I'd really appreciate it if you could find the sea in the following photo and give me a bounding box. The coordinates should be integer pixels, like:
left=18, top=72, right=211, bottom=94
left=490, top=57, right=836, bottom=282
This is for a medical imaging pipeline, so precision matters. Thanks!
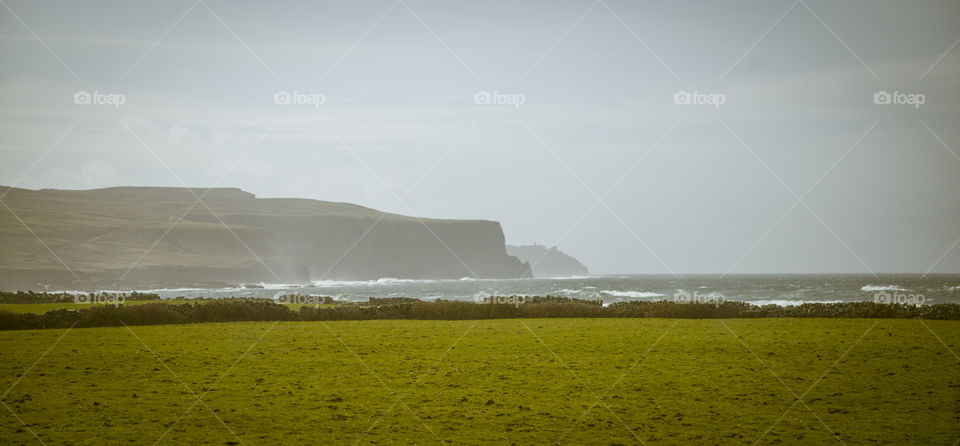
left=100, top=274, right=960, bottom=306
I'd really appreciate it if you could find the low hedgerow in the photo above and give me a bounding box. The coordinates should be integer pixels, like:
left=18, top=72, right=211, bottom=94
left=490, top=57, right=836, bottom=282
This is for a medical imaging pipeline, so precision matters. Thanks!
left=0, top=290, right=160, bottom=304
left=0, top=298, right=957, bottom=330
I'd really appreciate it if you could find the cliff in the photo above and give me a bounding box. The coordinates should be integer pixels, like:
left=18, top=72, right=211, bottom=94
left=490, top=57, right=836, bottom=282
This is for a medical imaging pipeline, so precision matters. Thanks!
left=506, top=244, right=589, bottom=278
left=0, top=186, right=530, bottom=290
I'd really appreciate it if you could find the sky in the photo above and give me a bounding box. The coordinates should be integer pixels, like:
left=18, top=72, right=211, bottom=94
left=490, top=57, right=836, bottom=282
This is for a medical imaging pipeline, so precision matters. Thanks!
left=1, top=0, right=959, bottom=275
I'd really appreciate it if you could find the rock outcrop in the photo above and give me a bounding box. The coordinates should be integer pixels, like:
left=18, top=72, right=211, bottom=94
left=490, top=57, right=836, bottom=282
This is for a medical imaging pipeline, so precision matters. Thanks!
left=506, top=244, right=589, bottom=278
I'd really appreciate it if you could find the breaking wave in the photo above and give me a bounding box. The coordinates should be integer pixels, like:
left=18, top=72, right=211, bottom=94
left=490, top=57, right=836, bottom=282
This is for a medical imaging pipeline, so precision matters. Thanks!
left=861, top=285, right=908, bottom=292
left=601, top=290, right=666, bottom=298
left=750, top=299, right=844, bottom=307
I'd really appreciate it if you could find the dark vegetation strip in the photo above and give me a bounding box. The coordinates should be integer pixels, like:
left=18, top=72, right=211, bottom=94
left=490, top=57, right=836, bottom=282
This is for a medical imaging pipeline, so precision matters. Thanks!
left=0, top=291, right=160, bottom=304
left=1, top=296, right=958, bottom=330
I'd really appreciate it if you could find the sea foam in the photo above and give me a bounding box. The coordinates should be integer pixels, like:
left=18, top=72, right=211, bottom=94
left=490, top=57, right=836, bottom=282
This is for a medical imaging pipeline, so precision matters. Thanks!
left=601, top=290, right=666, bottom=298
left=861, top=285, right=908, bottom=292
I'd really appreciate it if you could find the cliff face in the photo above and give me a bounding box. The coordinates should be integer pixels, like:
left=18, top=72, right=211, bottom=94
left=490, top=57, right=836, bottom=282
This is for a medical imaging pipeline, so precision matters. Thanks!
left=506, top=244, right=589, bottom=278
left=0, top=187, right=530, bottom=290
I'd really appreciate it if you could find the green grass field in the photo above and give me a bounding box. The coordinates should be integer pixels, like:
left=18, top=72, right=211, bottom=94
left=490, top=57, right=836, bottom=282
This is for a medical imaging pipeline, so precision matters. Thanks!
left=1, top=319, right=957, bottom=445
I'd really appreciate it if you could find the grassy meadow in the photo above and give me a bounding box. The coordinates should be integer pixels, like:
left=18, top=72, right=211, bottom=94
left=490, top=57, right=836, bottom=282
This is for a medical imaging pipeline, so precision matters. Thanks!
left=1, top=318, right=957, bottom=445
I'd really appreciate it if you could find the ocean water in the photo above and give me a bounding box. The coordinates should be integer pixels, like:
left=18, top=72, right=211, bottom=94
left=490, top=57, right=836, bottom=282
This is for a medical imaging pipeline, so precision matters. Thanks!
left=115, top=274, right=960, bottom=306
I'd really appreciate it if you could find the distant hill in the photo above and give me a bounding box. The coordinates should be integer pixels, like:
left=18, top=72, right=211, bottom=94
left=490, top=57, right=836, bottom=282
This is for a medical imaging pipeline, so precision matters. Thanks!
left=506, top=244, right=589, bottom=277
left=0, top=186, right=530, bottom=290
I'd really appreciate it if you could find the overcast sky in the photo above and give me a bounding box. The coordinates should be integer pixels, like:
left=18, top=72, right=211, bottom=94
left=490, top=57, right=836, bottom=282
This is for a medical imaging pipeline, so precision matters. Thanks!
left=1, top=0, right=958, bottom=275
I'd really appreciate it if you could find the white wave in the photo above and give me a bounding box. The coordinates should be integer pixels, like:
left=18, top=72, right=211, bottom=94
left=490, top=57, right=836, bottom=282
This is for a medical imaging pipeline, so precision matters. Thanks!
left=601, top=290, right=666, bottom=298
left=310, top=280, right=373, bottom=287
left=377, top=277, right=435, bottom=284
left=248, top=283, right=305, bottom=290
left=749, top=299, right=843, bottom=307
left=309, top=278, right=446, bottom=287
left=459, top=277, right=476, bottom=281
left=92, top=287, right=223, bottom=293
left=861, top=285, right=908, bottom=292
left=310, top=278, right=411, bottom=287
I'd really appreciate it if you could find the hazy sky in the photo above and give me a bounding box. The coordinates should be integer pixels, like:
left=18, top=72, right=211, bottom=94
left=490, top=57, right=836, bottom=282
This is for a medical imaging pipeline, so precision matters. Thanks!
left=1, top=0, right=959, bottom=275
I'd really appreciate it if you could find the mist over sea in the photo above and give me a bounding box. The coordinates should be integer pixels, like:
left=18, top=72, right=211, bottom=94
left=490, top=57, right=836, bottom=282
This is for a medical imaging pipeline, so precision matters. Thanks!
left=93, top=274, right=960, bottom=306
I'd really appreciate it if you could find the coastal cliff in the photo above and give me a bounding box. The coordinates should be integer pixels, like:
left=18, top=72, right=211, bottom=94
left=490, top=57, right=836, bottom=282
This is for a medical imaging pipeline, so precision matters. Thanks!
left=0, top=187, right=530, bottom=290
left=506, top=244, right=589, bottom=278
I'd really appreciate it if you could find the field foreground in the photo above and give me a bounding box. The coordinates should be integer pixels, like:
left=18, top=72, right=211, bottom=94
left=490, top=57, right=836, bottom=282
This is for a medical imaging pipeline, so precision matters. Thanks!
left=1, top=319, right=957, bottom=445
